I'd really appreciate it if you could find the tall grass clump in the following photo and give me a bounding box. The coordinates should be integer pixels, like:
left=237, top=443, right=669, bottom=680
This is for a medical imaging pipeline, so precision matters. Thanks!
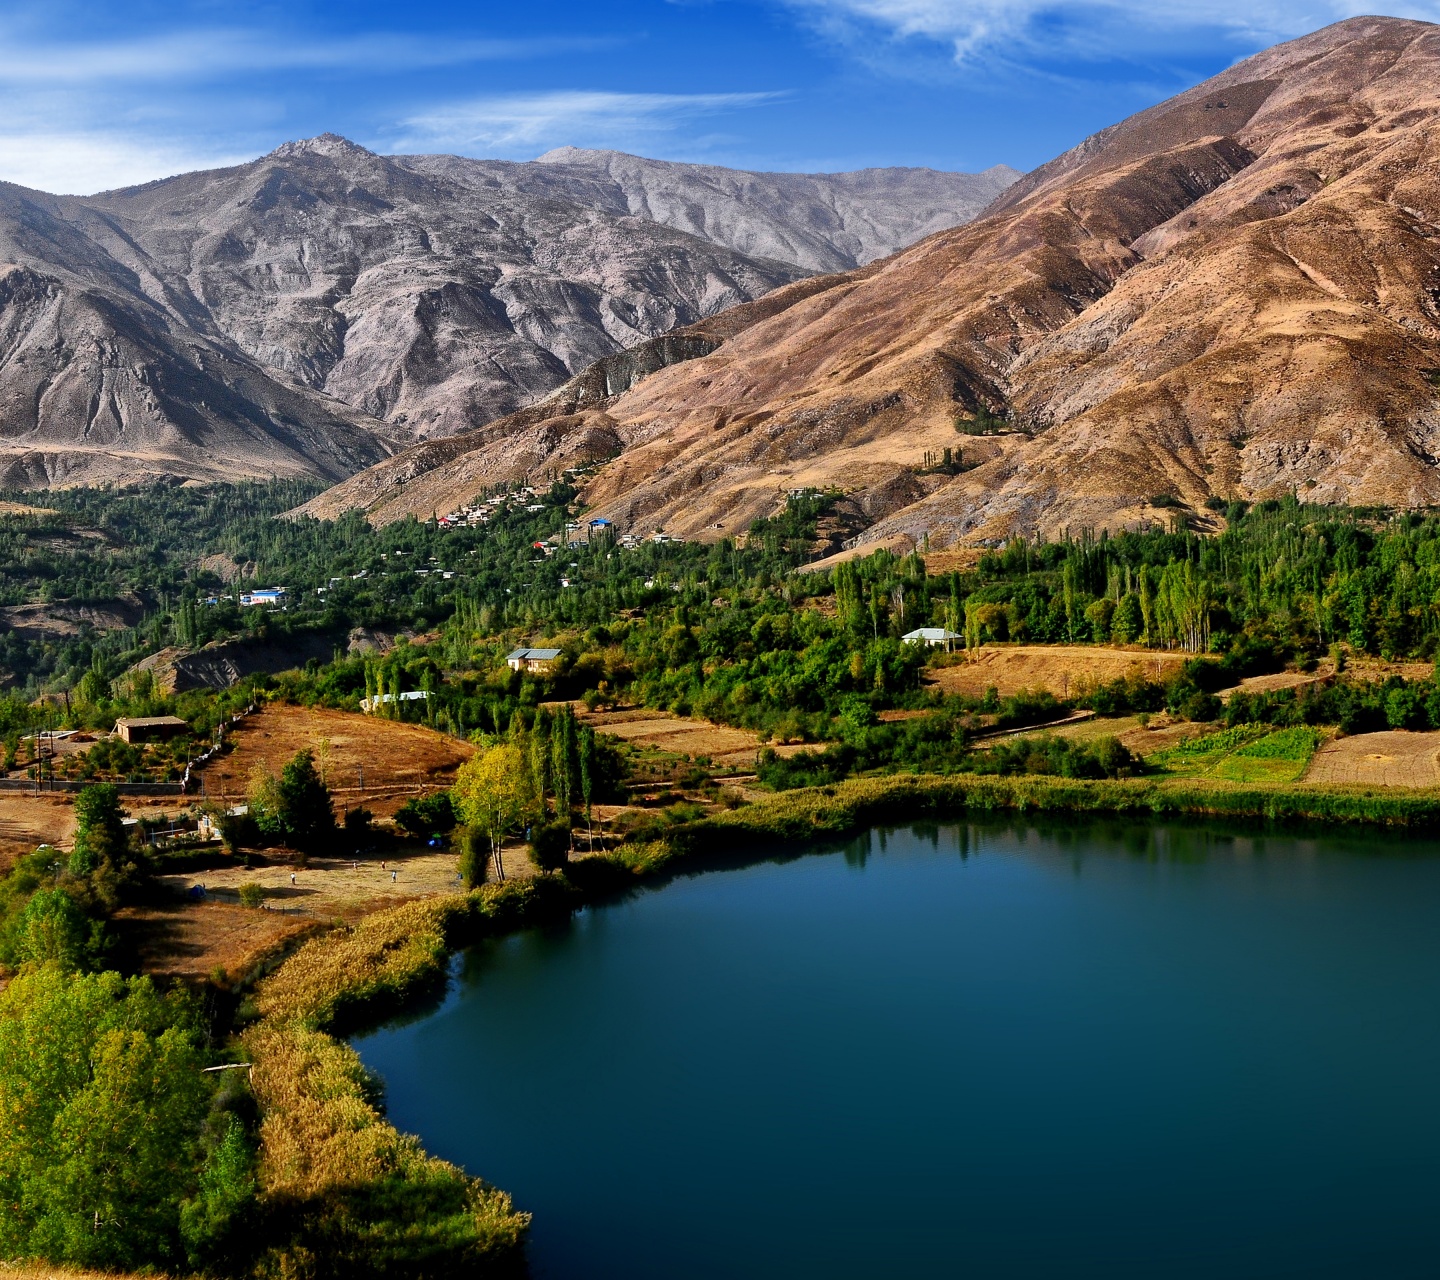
left=242, top=880, right=578, bottom=1278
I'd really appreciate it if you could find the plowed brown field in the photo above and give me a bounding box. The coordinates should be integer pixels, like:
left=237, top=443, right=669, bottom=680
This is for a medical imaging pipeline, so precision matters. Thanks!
left=580, top=708, right=807, bottom=764
left=0, top=793, right=75, bottom=872
left=1303, top=731, right=1440, bottom=788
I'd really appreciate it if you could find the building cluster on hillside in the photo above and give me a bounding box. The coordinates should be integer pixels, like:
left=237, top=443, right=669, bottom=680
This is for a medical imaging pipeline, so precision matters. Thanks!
left=200, top=587, right=287, bottom=608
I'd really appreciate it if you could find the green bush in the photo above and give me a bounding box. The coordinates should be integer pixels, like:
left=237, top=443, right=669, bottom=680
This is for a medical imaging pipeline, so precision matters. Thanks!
left=238, top=882, right=266, bottom=909
left=528, top=820, right=572, bottom=872
left=394, top=791, right=458, bottom=839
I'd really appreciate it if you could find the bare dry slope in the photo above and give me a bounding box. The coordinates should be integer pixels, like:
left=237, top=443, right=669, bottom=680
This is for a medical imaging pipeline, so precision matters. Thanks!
left=318, top=17, right=1440, bottom=541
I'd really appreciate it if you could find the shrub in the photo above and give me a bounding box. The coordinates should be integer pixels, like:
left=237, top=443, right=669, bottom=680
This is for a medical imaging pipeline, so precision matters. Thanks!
left=238, top=883, right=266, bottom=909
left=1179, top=690, right=1221, bottom=722
left=529, top=819, right=572, bottom=872
left=393, top=791, right=458, bottom=840
left=456, top=826, right=489, bottom=890
left=965, top=734, right=1140, bottom=780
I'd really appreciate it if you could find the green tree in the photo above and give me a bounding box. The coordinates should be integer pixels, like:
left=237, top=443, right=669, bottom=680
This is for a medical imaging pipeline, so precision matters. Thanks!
left=66, top=784, right=138, bottom=909
left=12, top=888, right=96, bottom=972
left=179, top=1113, right=256, bottom=1269
left=578, top=725, right=596, bottom=849
left=0, top=968, right=216, bottom=1271
left=276, top=749, right=336, bottom=853
left=68, top=784, right=126, bottom=879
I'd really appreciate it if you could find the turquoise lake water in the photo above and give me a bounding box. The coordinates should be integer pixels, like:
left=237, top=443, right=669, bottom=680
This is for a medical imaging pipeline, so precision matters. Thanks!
left=354, top=821, right=1440, bottom=1277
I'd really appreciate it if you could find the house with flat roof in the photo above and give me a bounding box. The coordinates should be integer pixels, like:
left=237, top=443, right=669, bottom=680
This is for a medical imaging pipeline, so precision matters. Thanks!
left=239, top=587, right=286, bottom=607
left=506, top=647, right=562, bottom=673
left=361, top=691, right=432, bottom=714
left=113, top=715, right=188, bottom=744
left=902, top=627, right=962, bottom=648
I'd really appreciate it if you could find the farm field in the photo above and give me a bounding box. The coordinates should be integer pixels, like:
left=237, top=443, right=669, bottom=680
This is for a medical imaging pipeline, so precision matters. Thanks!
left=198, top=705, right=471, bottom=818
left=117, top=847, right=499, bottom=982
left=579, top=707, right=806, bottom=766
left=1303, top=731, right=1440, bottom=788
left=992, top=713, right=1202, bottom=758
left=928, top=645, right=1190, bottom=699
left=0, top=793, right=75, bottom=872
left=1149, top=724, right=1327, bottom=784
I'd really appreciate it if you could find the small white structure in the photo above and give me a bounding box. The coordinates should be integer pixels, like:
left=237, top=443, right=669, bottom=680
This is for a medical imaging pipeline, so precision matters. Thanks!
left=239, top=587, right=286, bottom=607
left=902, top=627, right=962, bottom=648
left=362, top=691, right=432, bottom=713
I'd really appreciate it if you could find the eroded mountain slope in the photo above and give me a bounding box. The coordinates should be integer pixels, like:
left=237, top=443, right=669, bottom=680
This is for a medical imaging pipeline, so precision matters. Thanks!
left=0, top=136, right=1015, bottom=485
left=324, top=17, right=1440, bottom=543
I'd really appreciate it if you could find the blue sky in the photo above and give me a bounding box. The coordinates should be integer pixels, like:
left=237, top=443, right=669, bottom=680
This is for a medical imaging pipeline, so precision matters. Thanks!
left=2, top=0, right=1436, bottom=193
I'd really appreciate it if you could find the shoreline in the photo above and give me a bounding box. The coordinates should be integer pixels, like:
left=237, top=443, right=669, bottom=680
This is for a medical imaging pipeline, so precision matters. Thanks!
left=236, top=770, right=1440, bottom=1274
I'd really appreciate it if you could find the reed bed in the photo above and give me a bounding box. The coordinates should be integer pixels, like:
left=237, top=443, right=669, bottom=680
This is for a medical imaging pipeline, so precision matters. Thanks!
left=242, top=879, right=579, bottom=1277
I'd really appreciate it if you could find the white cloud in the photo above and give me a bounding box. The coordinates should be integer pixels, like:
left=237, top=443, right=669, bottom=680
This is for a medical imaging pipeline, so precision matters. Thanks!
left=0, top=131, right=250, bottom=195
left=779, top=0, right=1440, bottom=68
left=390, top=90, right=785, bottom=156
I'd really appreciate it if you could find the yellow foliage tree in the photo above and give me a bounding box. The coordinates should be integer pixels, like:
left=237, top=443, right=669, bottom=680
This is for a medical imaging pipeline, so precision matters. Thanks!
left=453, top=744, right=531, bottom=881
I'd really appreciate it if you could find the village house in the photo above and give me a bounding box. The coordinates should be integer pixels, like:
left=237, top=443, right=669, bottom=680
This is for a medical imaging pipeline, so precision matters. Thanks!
left=902, top=627, right=962, bottom=649
left=239, top=587, right=286, bottom=607
left=506, top=647, right=562, bottom=673
left=362, top=691, right=432, bottom=713
left=113, top=715, right=188, bottom=744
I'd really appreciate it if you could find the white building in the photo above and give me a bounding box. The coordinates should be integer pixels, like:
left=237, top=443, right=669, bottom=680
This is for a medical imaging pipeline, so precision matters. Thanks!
left=902, top=627, right=962, bottom=648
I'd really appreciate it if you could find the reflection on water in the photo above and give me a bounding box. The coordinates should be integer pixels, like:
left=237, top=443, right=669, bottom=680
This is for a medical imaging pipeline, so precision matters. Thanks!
left=356, top=819, right=1440, bottom=1280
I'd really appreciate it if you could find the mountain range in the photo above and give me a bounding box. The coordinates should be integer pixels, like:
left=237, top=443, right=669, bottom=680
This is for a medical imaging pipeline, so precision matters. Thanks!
left=306, top=16, right=1440, bottom=548
left=0, top=139, right=1015, bottom=488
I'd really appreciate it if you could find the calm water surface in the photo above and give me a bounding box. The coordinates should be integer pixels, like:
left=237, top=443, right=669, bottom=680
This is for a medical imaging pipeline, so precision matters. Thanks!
left=354, top=822, right=1440, bottom=1278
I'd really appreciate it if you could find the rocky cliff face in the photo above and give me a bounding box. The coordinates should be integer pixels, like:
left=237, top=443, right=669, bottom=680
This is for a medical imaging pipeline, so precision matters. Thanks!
left=67, top=136, right=809, bottom=450
left=0, top=137, right=1014, bottom=486
left=332, top=18, right=1440, bottom=541
left=525, top=148, right=1022, bottom=272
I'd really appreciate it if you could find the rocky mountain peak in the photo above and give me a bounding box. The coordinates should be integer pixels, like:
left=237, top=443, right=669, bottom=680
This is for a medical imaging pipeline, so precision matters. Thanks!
left=534, top=146, right=594, bottom=165
left=266, top=133, right=377, bottom=162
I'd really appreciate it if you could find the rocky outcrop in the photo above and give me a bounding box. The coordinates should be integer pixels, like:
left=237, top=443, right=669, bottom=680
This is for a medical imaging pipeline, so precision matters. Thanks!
left=134, top=633, right=340, bottom=693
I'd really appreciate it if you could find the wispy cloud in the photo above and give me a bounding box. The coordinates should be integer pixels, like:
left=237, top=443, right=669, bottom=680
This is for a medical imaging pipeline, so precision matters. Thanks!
left=778, top=0, right=1440, bottom=72
left=0, top=21, right=625, bottom=193
left=0, top=28, right=612, bottom=84
left=390, top=90, right=785, bottom=156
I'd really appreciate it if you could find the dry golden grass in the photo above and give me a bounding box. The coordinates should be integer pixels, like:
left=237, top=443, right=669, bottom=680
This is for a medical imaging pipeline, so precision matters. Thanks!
left=236, top=889, right=545, bottom=1270
left=120, top=847, right=532, bottom=984
left=113, top=898, right=321, bottom=985
left=1304, top=731, right=1440, bottom=788
left=0, top=1266, right=170, bottom=1280
left=0, top=793, right=75, bottom=872
left=928, top=645, right=1190, bottom=699
left=1219, top=671, right=1324, bottom=703
left=580, top=707, right=806, bottom=764
left=198, top=705, right=471, bottom=817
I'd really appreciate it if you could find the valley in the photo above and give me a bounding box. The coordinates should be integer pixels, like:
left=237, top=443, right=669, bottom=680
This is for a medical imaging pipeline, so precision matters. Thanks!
left=11, top=12, right=1440, bottom=1280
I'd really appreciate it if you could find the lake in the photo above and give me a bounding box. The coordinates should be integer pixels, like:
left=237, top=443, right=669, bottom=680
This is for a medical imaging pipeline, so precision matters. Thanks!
left=354, top=821, right=1440, bottom=1278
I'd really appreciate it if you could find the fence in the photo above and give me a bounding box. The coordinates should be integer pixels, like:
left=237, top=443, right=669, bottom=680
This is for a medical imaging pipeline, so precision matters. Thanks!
left=8, top=703, right=261, bottom=799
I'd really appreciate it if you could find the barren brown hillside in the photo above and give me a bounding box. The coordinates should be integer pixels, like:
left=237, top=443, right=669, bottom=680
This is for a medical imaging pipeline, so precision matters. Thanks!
left=314, top=17, right=1440, bottom=543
